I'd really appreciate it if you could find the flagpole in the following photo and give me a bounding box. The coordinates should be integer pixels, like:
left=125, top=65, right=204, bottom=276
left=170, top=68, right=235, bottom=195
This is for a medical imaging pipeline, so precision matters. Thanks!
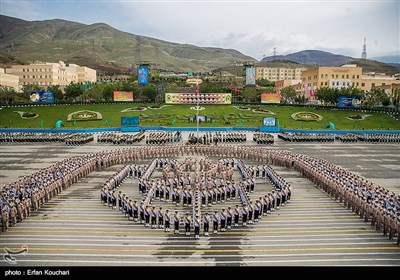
left=196, top=81, right=199, bottom=139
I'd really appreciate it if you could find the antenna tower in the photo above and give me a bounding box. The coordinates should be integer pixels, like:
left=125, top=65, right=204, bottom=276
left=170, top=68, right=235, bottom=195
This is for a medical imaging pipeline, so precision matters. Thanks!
left=361, top=38, right=367, bottom=60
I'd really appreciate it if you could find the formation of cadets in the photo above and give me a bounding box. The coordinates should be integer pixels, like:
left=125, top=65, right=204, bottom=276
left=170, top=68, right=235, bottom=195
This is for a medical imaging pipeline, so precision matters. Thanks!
left=0, top=132, right=93, bottom=145
left=145, top=131, right=182, bottom=145
left=337, top=133, right=400, bottom=143
left=253, top=133, right=274, bottom=145
left=1, top=143, right=399, bottom=245
left=97, top=131, right=145, bottom=145
left=1, top=155, right=96, bottom=232
left=336, top=133, right=359, bottom=142
left=283, top=151, right=400, bottom=245
left=188, top=132, right=246, bottom=145
left=100, top=156, right=292, bottom=238
left=64, top=133, right=94, bottom=146
left=278, top=132, right=335, bottom=142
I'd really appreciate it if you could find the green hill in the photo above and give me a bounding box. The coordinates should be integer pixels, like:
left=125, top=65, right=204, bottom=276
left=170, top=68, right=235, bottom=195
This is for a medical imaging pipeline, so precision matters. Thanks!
left=346, top=59, right=400, bottom=75
left=0, top=15, right=256, bottom=73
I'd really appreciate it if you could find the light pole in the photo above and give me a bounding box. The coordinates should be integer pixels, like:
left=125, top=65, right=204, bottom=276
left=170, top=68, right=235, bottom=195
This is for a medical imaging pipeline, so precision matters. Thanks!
left=196, top=80, right=200, bottom=139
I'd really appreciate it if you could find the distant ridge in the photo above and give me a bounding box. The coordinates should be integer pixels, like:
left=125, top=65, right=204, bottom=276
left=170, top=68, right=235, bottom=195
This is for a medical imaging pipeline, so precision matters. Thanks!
left=261, top=50, right=353, bottom=66
left=0, top=15, right=256, bottom=73
left=260, top=50, right=400, bottom=75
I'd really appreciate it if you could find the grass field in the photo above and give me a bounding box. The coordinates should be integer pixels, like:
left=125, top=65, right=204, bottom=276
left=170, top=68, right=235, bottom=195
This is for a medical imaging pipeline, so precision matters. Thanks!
left=1, top=103, right=399, bottom=130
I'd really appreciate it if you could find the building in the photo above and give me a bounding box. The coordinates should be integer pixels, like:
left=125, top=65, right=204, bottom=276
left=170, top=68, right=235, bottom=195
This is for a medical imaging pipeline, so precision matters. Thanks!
left=256, top=67, right=307, bottom=82
left=7, top=61, right=96, bottom=89
left=300, top=64, right=363, bottom=98
left=376, top=83, right=400, bottom=97
left=360, top=72, right=400, bottom=92
left=0, top=68, right=19, bottom=91
left=275, top=79, right=302, bottom=94
left=77, top=65, right=97, bottom=83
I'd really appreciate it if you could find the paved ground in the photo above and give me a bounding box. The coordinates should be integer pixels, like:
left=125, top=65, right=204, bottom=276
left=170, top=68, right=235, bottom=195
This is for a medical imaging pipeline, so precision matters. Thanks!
left=0, top=136, right=399, bottom=266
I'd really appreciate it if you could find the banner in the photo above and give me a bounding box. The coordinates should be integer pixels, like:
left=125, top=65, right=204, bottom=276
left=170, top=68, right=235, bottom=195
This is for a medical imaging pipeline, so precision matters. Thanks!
left=138, top=66, right=149, bottom=85
left=30, top=91, right=54, bottom=103
left=121, top=116, right=140, bottom=126
left=261, top=93, right=280, bottom=104
left=186, top=78, right=203, bottom=85
left=245, top=67, right=256, bottom=86
left=114, top=91, right=134, bottom=102
left=338, top=96, right=361, bottom=108
left=165, top=93, right=232, bottom=104
left=263, top=117, right=276, bottom=126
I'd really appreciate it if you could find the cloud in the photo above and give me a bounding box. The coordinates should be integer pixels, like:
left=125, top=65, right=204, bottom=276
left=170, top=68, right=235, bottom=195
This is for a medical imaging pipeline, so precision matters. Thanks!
left=1, top=0, right=398, bottom=60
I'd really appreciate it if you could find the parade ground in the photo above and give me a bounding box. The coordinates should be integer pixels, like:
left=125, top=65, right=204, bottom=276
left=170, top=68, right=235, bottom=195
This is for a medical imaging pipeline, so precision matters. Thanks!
left=0, top=133, right=399, bottom=267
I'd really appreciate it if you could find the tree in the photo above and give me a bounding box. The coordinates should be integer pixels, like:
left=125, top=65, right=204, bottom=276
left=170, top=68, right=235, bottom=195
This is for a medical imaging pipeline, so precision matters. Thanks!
left=64, top=83, right=84, bottom=102
left=256, top=79, right=275, bottom=87
left=392, top=88, right=400, bottom=111
left=280, top=86, right=297, bottom=103
left=47, top=85, right=63, bottom=103
left=102, top=83, right=115, bottom=102
left=22, top=84, right=41, bottom=95
left=240, top=87, right=257, bottom=102
left=85, top=84, right=104, bottom=102
left=165, top=83, right=179, bottom=93
left=141, top=84, right=158, bottom=102
left=0, top=87, right=30, bottom=105
left=0, top=86, right=17, bottom=105
left=199, top=82, right=228, bottom=93
left=382, top=97, right=390, bottom=107
left=363, top=88, right=387, bottom=107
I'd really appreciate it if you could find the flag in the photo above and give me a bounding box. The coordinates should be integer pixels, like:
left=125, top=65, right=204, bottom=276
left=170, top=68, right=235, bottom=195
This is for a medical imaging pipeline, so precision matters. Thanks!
left=195, top=82, right=199, bottom=96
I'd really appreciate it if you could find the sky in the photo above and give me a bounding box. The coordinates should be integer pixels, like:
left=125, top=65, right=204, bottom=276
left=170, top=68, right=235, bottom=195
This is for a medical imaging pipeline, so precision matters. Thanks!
left=1, top=0, right=399, bottom=61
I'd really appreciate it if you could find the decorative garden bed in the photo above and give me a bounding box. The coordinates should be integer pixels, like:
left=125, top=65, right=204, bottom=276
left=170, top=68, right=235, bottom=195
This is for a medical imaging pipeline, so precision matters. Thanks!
left=14, top=111, right=39, bottom=119
left=121, top=107, right=147, bottom=112
left=147, top=105, right=171, bottom=110
left=231, top=106, right=251, bottom=111
left=67, top=110, right=102, bottom=121
left=190, top=106, right=205, bottom=111
left=347, top=114, right=371, bottom=121
left=252, top=108, right=275, bottom=114
left=291, top=112, right=323, bottom=121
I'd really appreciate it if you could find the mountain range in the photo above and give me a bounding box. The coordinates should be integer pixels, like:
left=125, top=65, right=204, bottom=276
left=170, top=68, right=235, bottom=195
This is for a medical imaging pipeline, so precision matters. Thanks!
left=261, top=50, right=353, bottom=66
left=0, top=15, right=399, bottom=75
left=0, top=15, right=255, bottom=73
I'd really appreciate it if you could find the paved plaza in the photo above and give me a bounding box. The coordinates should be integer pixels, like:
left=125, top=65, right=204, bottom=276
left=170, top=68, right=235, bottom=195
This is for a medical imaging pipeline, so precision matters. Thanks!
left=0, top=134, right=399, bottom=266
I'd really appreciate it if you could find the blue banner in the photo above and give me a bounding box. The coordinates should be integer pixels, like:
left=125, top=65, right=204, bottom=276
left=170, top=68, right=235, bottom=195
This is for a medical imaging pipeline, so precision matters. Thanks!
left=121, top=116, right=140, bottom=127
left=138, top=66, right=149, bottom=85
left=30, top=91, right=54, bottom=103
left=245, top=67, right=256, bottom=86
left=338, top=96, right=361, bottom=108
left=263, top=117, right=276, bottom=126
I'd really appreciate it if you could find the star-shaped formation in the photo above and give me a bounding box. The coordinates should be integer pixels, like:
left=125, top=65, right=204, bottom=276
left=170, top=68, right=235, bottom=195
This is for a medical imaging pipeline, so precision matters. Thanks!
left=101, top=157, right=292, bottom=238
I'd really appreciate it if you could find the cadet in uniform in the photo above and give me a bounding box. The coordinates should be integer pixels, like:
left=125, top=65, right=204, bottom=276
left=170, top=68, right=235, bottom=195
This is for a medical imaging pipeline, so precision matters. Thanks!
left=194, top=214, right=201, bottom=239
left=234, top=205, right=240, bottom=227
left=213, top=210, right=219, bottom=234
left=173, top=211, right=180, bottom=234
left=1, top=208, right=9, bottom=232
left=184, top=213, right=192, bottom=236
left=220, top=209, right=227, bottom=232
left=164, top=209, right=171, bottom=232
left=203, top=212, right=210, bottom=236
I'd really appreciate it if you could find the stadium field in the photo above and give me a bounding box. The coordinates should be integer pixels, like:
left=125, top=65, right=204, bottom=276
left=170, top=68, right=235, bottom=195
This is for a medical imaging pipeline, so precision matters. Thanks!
left=1, top=103, right=399, bottom=130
